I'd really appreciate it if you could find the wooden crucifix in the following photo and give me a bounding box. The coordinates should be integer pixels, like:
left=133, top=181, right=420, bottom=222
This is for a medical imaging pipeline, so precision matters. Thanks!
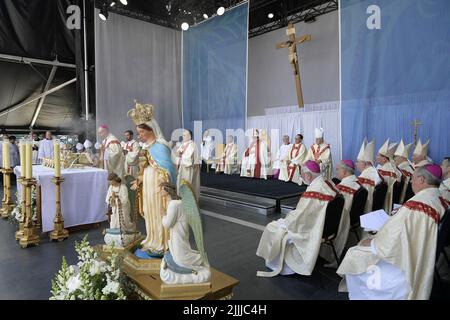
left=276, top=23, right=311, bottom=109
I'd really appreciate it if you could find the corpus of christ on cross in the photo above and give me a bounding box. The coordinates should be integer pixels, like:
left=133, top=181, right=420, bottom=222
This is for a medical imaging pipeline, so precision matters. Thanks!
left=276, top=23, right=311, bottom=109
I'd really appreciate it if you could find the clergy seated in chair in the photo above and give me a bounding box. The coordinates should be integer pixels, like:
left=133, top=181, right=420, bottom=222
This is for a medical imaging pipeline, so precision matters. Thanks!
left=394, top=140, right=414, bottom=204
left=356, top=139, right=382, bottom=214
left=320, top=160, right=361, bottom=268
left=279, top=134, right=307, bottom=185
left=215, top=136, right=239, bottom=175
left=256, top=160, right=340, bottom=277
left=376, top=139, right=402, bottom=215
left=337, top=165, right=448, bottom=300
left=240, top=129, right=270, bottom=180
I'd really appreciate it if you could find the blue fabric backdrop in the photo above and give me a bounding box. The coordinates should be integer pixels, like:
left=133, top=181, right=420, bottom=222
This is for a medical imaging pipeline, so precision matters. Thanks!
left=182, top=4, right=248, bottom=137
left=341, top=0, right=450, bottom=163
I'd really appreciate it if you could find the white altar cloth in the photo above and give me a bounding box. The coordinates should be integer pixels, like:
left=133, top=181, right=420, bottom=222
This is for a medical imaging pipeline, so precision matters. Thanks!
left=14, top=165, right=109, bottom=232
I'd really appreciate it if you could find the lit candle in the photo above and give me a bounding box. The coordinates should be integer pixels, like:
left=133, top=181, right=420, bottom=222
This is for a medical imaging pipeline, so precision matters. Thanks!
left=25, top=140, right=33, bottom=179
left=3, top=138, right=10, bottom=169
left=19, top=139, right=26, bottom=178
left=54, top=139, right=61, bottom=177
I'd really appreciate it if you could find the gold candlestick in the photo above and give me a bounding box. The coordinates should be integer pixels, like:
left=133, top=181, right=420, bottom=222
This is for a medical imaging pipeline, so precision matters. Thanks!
left=19, top=178, right=40, bottom=248
left=15, top=177, right=27, bottom=240
left=49, top=176, right=69, bottom=241
left=0, top=168, right=14, bottom=219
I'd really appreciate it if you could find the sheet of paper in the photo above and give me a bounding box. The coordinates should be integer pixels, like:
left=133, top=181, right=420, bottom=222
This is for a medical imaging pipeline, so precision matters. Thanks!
left=360, top=209, right=390, bottom=231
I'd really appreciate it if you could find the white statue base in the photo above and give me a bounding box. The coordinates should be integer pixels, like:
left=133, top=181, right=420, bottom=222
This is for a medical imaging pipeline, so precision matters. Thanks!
left=104, top=232, right=141, bottom=248
left=160, top=259, right=211, bottom=285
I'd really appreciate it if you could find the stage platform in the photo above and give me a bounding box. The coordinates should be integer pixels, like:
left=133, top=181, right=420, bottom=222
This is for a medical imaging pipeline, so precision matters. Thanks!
left=200, top=172, right=306, bottom=215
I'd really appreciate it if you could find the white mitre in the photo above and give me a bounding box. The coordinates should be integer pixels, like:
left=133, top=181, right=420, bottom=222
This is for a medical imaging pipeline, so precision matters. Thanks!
left=83, top=139, right=93, bottom=149
left=413, top=139, right=430, bottom=157
left=364, top=140, right=375, bottom=164
left=76, top=143, right=84, bottom=151
left=394, top=139, right=412, bottom=159
left=314, top=127, right=324, bottom=139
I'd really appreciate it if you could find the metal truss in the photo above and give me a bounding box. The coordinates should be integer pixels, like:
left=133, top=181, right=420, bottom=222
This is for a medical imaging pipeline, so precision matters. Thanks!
left=249, top=0, right=338, bottom=38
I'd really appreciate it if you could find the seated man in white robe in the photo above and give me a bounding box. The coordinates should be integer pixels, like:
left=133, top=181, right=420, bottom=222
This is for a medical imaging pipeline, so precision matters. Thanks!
left=394, top=140, right=415, bottom=204
left=279, top=134, right=307, bottom=185
left=306, top=128, right=333, bottom=180
left=337, top=164, right=448, bottom=300
left=201, top=130, right=214, bottom=172
left=256, top=160, right=339, bottom=277
left=440, top=157, right=450, bottom=203
left=240, top=129, right=269, bottom=180
left=38, top=131, right=55, bottom=160
left=216, top=135, right=238, bottom=175
left=320, top=160, right=360, bottom=267
left=356, top=140, right=381, bottom=213
left=412, top=139, right=431, bottom=168
left=273, top=135, right=291, bottom=180
left=377, top=139, right=401, bottom=214
left=175, top=130, right=201, bottom=200
left=98, top=124, right=125, bottom=179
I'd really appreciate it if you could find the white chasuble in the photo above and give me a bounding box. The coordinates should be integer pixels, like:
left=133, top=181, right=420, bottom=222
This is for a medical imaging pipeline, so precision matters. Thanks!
left=279, top=143, right=307, bottom=184
left=124, top=140, right=140, bottom=178
left=240, top=139, right=269, bottom=179
left=307, top=143, right=333, bottom=180
left=358, top=166, right=382, bottom=213
left=216, top=143, right=238, bottom=175
left=378, top=162, right=401, bottom=214
left=100, top=134, right=125, bottom=179
left=397, top=161, right=414, bottom=204
left=337, top=187, right=448, bottom=300
left=320, top=175, right=360, bottom=264
left=273, top=144, right=291, bottom=171
left=176, top=141, right=201, bottom=200
left=256, top=175, right=338, bottom=277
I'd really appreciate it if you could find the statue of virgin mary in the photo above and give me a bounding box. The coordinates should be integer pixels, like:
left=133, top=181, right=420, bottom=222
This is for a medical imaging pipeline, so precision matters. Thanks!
left=128, top=101, right=177, bottom=258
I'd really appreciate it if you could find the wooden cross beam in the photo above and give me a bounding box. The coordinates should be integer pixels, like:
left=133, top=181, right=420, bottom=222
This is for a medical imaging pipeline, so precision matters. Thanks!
left=276, top=23, right=311, bottom=109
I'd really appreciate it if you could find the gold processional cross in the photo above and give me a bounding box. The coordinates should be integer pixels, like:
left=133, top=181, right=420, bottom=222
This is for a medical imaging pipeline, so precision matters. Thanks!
left=412, top=119, right=422, bottom=148
left=276, top=23, right=312, bottom=109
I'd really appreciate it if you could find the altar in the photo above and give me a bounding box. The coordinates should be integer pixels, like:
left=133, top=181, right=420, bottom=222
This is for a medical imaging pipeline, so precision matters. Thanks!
left=14, top=165, right=109, bottom=232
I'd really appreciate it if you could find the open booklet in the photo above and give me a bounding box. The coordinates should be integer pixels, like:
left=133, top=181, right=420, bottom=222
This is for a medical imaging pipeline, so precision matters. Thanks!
left=360, top=209, right=390, bottom=232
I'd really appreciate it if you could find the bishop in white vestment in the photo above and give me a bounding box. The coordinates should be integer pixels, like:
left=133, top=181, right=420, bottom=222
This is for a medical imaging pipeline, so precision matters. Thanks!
left=216, top=135, right=238, bottom=175
left=337, top=164, right=448, bottom=300
left=440, top=157, right=450, bottom=203
left=320, top=160, right=361, bottom=266
left=256, top=161, right=339, bottom=277
left=98, top=125, right=125, bottom=179
left=122, top=130, right=140, bottom=178
left=356, top=140, right=381, bottom=213
left=394, top=140, right=415, bottom=204
left=175, top=130, right=201, bottom=200
left=38, top=131, right=54, bottom=160
left=240, top=129, right=270, bottom=180
left=377, top=139, right=401, bottom=214
left=412, top=139, right=431, bottom=168
left=306, top=128, right=333, bottom=180
left=273, top=135, right=291, bottom=180
left=279, top=134, right=307, bottom=185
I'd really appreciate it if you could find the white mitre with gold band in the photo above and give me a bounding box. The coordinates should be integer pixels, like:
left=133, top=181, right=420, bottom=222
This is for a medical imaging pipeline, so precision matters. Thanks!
left=127, top=100, right=171, bottom=148
left=357, top=139, right=375, bottom=164
left=413, top=139, right=430, bottom=157
left=314, top=127, right=324, bottom=139
left=378, top=139, right=397, bottom=159
left=394, top=139, right=412, bottom=159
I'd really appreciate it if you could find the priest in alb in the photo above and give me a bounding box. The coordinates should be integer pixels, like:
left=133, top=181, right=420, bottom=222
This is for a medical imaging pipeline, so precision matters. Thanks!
left=98, top=124, right=125, bottom=179
left=279, top=134, right=307, bottom=185
left=175, top=130, right=201, bottom=200
left=272, top=135, right=291, bottom=180
left=337, top=164, right=448, bottom=300
left=122, top=130, right=140, bottom=178
left=320, top=160, right=361, bottom=267
left=394, top=140, right=415, bottom=204
left=356, top=140, right=381, bottom=213
left=256, top=160, right=339, bottom=277
left=215, top=135, right=238, bottom=175
left=376, top=139, right=401, bottom=214
left=412, top=139, right=431, bottom=168
left=38, top=131, right=54, bottom=160
left=306, top=128, right=333, bottom=180
left=240, top=129, right=270, bottom=180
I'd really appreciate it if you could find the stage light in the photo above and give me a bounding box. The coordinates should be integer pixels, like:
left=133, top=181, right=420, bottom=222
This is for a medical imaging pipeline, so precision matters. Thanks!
left=119, top=0, right=128, bottom=5
left=181, top=22, right=189, bottom=31
left=203, top=13, right=208, bottom=19
left=110, top=1, right=116, bottom=7
left=217, top=7, right=225, bottom=16
left=268, top=13, right=274, bottom=19
left=99, top=7, right=108, bottom=21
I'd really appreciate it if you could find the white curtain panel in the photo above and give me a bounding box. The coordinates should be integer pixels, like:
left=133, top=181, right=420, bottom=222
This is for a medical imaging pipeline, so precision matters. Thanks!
left=247, top=101, right=341, bottom=173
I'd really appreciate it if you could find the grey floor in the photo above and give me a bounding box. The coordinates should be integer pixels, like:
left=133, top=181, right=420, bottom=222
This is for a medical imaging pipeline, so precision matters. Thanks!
left=1, top=180, right=448, bottom=300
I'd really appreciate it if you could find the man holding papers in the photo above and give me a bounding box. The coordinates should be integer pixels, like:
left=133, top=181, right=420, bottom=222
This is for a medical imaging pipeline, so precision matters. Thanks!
left=337, top=164, right=448, bottom=300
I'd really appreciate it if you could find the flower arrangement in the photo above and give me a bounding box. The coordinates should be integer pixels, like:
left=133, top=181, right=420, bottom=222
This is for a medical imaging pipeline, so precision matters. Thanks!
left=50, top=236, right=126, bottom=300
left=9, top=187, right=37, bottom=223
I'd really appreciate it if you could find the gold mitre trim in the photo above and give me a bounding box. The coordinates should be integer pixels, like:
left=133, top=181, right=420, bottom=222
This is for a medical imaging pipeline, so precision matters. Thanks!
left=127, top=100, right=155, bottom=125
